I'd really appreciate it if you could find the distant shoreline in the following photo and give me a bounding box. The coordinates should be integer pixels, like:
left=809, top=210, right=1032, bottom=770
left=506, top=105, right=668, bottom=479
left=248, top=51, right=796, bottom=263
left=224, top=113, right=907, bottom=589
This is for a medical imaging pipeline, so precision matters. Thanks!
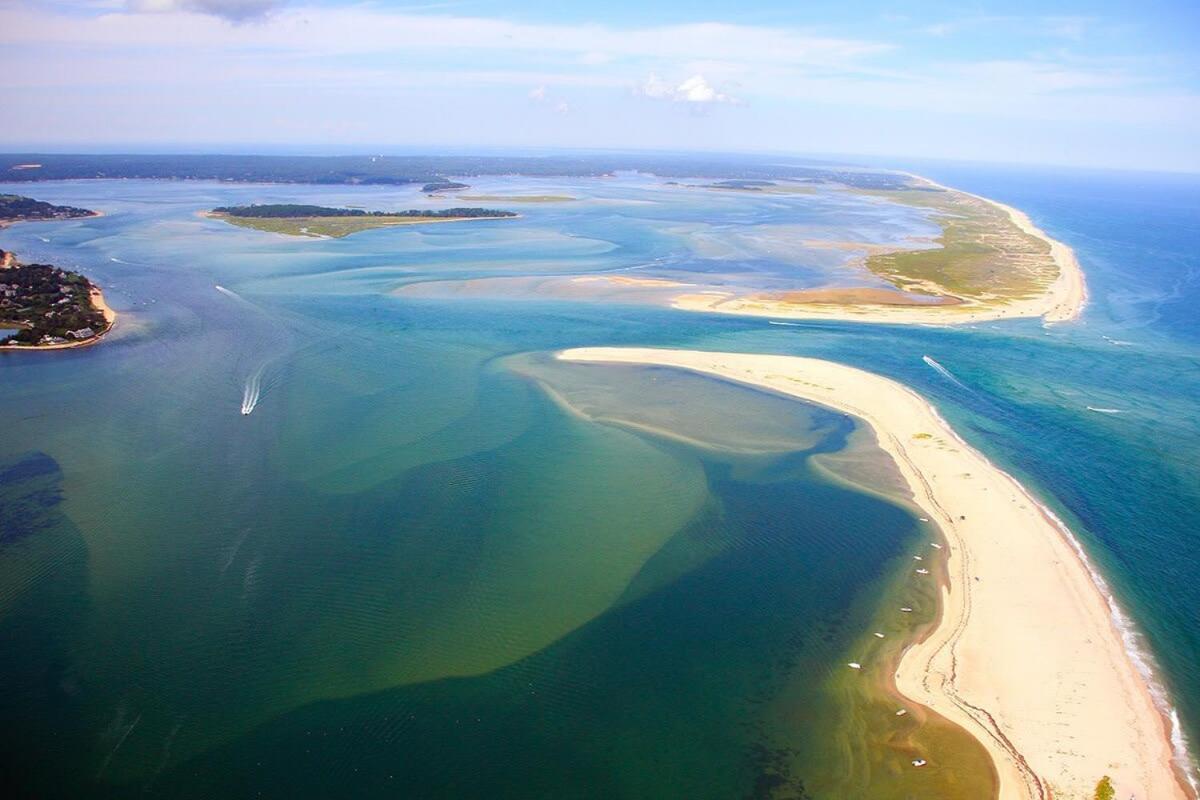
left=0, top=209, right=104, bottom=230
left=558, top=347, right=1193, bottom=800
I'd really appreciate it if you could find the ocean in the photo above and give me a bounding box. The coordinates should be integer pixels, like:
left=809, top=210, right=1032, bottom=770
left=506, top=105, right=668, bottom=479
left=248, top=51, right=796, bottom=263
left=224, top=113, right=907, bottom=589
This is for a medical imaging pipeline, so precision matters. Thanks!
left=0, top=163, right=1196, bottom=797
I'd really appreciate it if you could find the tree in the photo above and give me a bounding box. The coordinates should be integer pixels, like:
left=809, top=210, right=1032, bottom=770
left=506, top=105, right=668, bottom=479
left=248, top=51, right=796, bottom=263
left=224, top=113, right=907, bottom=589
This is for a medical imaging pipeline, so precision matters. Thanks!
left=1094, top=776, right=1115, bottom=800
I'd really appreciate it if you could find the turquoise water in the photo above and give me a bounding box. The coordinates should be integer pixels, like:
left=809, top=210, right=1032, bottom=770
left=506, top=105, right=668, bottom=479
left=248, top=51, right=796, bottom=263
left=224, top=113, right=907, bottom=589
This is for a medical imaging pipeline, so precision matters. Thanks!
left=0, top=166, right=1196, bottom=796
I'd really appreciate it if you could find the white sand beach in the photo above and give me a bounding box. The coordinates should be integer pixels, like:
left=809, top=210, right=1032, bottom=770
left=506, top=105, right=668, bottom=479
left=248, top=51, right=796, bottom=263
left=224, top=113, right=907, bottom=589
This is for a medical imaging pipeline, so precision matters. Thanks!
left=559, top=347, right=1190, bottom=800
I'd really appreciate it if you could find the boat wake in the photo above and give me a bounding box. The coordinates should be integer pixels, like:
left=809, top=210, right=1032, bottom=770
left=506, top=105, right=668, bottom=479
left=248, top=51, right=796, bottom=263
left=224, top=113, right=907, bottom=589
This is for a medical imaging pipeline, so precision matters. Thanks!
left=1086, top=406, right=1124, bottom=414
left=922, top=355, right=969, bottom=390
left=240, top=364, right=269, bottom=415
left=214, top=285, right=243, bottom=301
left=769, top=320, right=803, bottom=327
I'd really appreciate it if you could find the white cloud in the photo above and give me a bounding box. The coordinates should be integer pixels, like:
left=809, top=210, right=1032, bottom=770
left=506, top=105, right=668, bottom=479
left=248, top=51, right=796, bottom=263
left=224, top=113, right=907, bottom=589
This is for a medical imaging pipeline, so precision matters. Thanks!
left=528, top=85, right=547, bottom=102
left=636, top=73, right=738, bottom=104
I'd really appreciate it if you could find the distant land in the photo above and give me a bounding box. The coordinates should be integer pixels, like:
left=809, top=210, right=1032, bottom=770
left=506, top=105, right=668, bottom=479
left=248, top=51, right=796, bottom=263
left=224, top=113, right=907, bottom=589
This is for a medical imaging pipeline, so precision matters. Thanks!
left=0, top=153, right=916, bottom=189
left=207, top=203, right=518, bottom=238
left=422, top=180, right=469, bottom=193
left=0, top=193, right=98, bottom=225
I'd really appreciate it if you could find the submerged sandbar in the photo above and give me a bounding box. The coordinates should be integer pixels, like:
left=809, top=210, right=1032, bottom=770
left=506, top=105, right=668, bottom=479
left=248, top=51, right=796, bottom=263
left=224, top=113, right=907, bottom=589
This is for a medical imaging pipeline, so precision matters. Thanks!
left=558, top=347, right=1190, bottom=800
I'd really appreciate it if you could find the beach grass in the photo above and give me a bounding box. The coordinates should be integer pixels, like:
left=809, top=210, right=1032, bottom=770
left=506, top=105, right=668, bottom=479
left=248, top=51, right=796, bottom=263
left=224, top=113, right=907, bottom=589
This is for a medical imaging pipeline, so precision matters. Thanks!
left=862, top=188, right=1058, bottom=303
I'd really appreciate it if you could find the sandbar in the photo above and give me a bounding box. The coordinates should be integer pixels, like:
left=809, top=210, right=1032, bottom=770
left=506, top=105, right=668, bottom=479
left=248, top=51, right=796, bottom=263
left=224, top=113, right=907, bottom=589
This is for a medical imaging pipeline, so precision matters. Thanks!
left=558, top=347, right=1192, bottom=800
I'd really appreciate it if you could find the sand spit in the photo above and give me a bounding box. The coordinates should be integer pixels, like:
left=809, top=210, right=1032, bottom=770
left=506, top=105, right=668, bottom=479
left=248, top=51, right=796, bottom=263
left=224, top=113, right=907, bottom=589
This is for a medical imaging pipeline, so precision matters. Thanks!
left=671, top=177, right=1087, bottom=326
left=558, top=347, right=1191, bottom=800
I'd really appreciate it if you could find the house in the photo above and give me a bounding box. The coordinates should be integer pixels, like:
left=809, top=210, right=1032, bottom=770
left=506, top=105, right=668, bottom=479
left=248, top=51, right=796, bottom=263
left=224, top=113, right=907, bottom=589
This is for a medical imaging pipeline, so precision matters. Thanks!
left=67, top=327, right=95, bottom=339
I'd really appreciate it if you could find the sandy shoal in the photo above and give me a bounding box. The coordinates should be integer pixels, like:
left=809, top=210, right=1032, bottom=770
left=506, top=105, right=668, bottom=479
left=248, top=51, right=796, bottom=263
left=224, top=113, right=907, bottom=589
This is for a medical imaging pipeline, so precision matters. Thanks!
left=558, top=347, right=1191, bottom=800
left=671, top=177, right=1088, bottom=326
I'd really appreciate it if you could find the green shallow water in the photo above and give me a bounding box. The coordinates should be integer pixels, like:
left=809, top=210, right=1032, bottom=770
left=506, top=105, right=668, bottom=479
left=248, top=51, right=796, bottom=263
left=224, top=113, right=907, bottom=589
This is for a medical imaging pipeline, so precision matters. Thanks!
left=5, top=168, right=1193, bottom=797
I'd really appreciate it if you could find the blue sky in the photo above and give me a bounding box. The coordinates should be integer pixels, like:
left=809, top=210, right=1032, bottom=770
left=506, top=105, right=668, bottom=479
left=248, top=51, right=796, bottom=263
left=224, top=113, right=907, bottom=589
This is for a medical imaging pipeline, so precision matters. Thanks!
left=2, top=0, right=1198, bottom=170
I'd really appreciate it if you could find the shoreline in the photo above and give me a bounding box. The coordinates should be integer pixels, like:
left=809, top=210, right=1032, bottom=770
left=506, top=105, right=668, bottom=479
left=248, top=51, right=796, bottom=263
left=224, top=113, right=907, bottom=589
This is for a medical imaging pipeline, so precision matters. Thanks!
left=670, top=175, right=1088, bottom=326
left=912, top=175, right=1088, bottom=323
left=558, top=347, right=1193, bottom=800
left=202, top=209, right=519, bottom=238
left=0, top=285, right=117, bottom=352
left=1, top=207, right=114, bottom=351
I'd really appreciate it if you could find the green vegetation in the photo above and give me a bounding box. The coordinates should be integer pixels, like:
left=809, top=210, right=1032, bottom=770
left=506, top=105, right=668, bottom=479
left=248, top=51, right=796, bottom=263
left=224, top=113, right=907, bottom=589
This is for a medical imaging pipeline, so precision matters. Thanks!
left=209, top=204, right=518, bottom=238
left=0, top=194, right=95, bottom=222
left=212, top=204, right=515, bottom=219
left=0, top=259, right=108, bottom=346
left=707, top=179, right=777, bottom=190
left=862, top=187, right=1058, bottom=304
left=421, top=180, right=468, bottom=193
left=1094, top=776, right=1115, bottom=800
left=1, top=153, right=920, bottom=189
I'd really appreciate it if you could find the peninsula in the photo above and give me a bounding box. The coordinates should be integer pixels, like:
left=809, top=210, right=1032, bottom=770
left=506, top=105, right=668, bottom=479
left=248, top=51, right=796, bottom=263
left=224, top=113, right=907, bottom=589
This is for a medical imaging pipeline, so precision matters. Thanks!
left=0, top=196, right=113, bottom=349
left=207, top=203, right=517, bottom=238
left=558, top=347, right=1190, bottom=800
left=671, top=176, right=1086, bottom=325
left=0, top=193, right=100, bottom=226
left=0, top=250, right=115, bottom=349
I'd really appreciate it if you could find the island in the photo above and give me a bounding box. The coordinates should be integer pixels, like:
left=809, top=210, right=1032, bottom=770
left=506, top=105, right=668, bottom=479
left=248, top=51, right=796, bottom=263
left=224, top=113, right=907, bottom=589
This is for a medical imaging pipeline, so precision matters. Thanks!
left=206, top=203, right=518, bottom=238
left=0, top=193, right=99, bottom=225
left=421, top=180, right=469, bottom=193
left=558, top=347, right=1189, bottom=800
left=0, top=251, right=115, bottom=348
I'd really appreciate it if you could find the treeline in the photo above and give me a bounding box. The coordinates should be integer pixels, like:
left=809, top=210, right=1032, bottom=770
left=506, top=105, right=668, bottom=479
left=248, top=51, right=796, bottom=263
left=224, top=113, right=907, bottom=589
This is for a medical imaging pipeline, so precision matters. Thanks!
left=1, top=153, right=920, bottom=190
left=422, top=181, right=468, bottom=192
left=212, top=204, right=516, bottom=219
left=0, top=194, right=95, bottom=221
left=0, top=262, right=107, bottom=344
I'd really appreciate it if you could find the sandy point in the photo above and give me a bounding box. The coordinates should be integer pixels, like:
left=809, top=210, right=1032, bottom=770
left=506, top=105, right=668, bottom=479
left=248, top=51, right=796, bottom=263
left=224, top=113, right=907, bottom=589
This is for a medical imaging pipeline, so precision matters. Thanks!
left=558, top=347, right=1194, bottom=800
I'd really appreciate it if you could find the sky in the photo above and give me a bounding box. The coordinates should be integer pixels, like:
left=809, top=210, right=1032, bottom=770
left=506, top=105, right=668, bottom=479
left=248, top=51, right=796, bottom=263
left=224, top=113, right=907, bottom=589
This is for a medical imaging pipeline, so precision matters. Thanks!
left=2, top=0, right=1198, bottom=171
